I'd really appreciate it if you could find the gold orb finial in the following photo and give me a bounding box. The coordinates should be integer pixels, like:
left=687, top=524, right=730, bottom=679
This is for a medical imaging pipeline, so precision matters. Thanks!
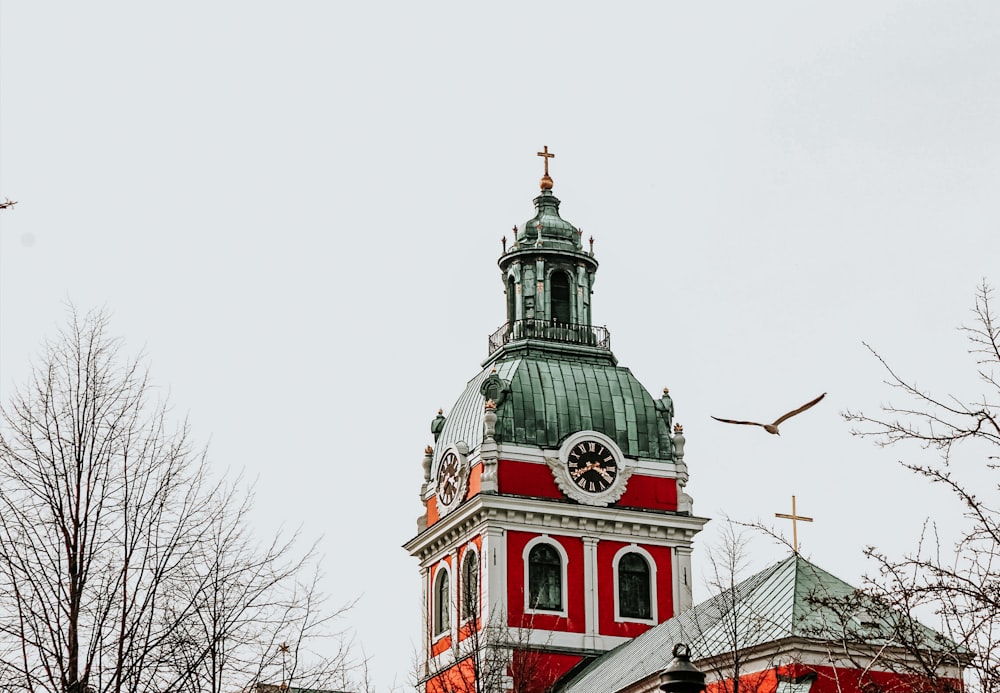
left=425, top=445, right=434, bottom=455
left=485, top=399, right=497, bottom=410
left=537, top=145, right=555, bottom=190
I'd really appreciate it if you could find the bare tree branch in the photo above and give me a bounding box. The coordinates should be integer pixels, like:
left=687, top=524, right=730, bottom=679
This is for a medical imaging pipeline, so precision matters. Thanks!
left=0, top=308, right=364, bottom=693
left=843, top=280, right=1000, bottom=693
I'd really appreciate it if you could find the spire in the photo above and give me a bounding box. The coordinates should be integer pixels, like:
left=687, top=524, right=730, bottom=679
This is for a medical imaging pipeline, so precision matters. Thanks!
left=488, top=148, right=609, bottom=361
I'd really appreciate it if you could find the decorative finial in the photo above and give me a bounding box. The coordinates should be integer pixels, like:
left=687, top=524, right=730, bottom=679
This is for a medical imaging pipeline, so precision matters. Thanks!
left=485, top=399, right=496, bottom=410
left=663, top=387, right=670, bottom=395
left=673, top=423, right=683, bottom=434
left=502, top=236, right=507, bottom=252
left=425, top=445, right=433, bottom=455
left=589, top=235, right=594, bottom=254
left=537, top=145, right=555, bottom=189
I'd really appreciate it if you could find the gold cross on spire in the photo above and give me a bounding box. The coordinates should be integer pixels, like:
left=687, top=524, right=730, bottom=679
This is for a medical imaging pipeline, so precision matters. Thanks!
left=775, top=495, right=813, bottom=554
left=537, top=145, right=555, bottom=176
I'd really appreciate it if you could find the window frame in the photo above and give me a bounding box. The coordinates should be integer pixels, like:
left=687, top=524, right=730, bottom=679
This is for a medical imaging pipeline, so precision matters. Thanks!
left=523, top=536, right=569, bottom=617
left=612, top=545, right=657, bottom=624
left=548, top=269, right=573, bottom=325
left=432, top=562, right=452, bottom=639
left=460, top=544, right=480, bottom=623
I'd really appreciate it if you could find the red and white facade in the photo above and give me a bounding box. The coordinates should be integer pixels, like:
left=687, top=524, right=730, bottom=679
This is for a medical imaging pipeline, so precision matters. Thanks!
left=405, top=407, right=706, bottom=693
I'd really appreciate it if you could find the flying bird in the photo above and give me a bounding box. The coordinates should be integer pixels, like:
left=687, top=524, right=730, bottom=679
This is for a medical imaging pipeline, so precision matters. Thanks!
left=711, top=393, right=827, bottom=435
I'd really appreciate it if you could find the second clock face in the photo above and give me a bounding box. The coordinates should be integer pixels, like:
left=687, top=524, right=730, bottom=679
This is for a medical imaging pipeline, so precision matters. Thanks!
left=436, top=451, right=463, bottom=506
left=567, top=439, right=618, bottom=493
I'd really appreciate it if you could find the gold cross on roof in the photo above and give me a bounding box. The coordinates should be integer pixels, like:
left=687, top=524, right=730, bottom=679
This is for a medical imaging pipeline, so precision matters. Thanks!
left=537, top=145, right=555, bottom=176
left=775, top=495, right=813, bottom=553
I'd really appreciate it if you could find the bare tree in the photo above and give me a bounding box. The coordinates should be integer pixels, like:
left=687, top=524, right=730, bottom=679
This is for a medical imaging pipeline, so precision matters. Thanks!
left=421, top=585, right=550, bottom=693
left=844, top=280, right=1000, bottom=693
left=687, top=523, right=794, bottom=693
left=0, top=308, right=362, bottom=693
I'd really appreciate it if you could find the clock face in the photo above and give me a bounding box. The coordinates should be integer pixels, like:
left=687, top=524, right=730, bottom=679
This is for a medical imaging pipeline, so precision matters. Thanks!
left=436, top=451, right=463, bottom=506
left=567, top=439, right=618, bottom=494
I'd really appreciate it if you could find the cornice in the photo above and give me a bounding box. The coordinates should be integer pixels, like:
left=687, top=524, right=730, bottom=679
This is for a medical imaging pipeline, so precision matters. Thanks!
left=404, top=493, right=709, bottom=563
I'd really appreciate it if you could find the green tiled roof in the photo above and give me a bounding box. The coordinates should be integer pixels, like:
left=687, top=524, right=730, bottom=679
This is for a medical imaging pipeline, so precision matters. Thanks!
left=432, top=350, right=672, bottom=474
left=557, top=555, right=954, bottom=693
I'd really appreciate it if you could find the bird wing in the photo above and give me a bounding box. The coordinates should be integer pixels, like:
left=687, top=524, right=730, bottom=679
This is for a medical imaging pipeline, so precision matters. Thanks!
left=711, top=416, right=765, bottom=427
left=772, top=392, right=827, bottom=426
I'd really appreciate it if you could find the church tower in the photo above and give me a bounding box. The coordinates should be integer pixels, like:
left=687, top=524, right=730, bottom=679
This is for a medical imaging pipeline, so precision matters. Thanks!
left=405, top=150, right=707, bottom=693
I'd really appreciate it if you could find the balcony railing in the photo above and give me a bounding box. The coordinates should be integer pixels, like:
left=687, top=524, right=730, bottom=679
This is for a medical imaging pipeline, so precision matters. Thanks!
left=487, top=319, right=611, bottom=356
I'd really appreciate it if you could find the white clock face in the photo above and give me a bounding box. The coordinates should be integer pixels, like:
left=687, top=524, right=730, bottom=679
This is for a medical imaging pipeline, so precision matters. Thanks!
left=436, top=451, right=463, bottom=507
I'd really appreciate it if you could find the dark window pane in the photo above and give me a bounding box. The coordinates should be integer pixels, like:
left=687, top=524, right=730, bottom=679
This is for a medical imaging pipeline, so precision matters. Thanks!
left=462, top=553, right=479, bottom=619
left=435, top=571, right=450, bottom=634
left=551, top=272, right=571, bottom=324
left=507, top=277, right=517, bottom=324
left=528, top=543, right=562, bottom=611
left=619, top=553, right=651, bottom=619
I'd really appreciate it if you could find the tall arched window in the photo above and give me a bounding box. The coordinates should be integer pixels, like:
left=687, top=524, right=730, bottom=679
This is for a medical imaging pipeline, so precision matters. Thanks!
left=434, top=569, right=450, bottom=635
left=550, top=272, right=571, bottom=324
left=461, top=551, right=479, bottom=620
left=506, top=276, right=517, bottom=325
left=528, top=543, right=562, bottom=611
left=618, top=553, right=652, bottom=619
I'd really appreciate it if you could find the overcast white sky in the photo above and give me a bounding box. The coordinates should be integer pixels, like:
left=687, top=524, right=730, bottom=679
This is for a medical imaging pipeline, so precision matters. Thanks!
left=2, top=2, right=1000, bottom=690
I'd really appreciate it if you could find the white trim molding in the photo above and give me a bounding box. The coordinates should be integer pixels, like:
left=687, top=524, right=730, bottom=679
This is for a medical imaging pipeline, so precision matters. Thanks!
left=431, top=560, right=452, bottom=643
left=522, top=535, right=569, bottom=618
left=611, top=544, right=658, bottom=625
left=459, top=542, right=481, bottom=624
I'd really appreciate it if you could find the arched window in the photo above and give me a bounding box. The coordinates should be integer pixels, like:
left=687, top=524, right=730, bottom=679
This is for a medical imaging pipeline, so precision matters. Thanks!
left=461, top=550, right=479, bottom=619
left=434, top=568, right=450, bottom=635
left=550, top=272, right=571, bottom=324
left=618, top=553, right=652, bottom=619
left=528, top=543, right=562, bottom=611
left=506, top=276, right=517, bottom=325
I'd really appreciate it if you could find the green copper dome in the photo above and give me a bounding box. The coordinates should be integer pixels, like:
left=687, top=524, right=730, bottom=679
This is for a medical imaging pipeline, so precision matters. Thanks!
left=514, top=189, right=584, bottom=252
left=433, top=349, right=674, bottom=473
left=431, top=153, right=675, bottom=476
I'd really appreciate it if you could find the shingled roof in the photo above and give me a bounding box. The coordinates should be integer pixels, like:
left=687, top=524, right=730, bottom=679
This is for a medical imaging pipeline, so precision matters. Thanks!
left=557, top=554, right=948, bottom=693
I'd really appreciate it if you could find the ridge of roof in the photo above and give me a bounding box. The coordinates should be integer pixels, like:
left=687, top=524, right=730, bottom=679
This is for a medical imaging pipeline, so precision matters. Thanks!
left=557, top=553, right=925, bottom=693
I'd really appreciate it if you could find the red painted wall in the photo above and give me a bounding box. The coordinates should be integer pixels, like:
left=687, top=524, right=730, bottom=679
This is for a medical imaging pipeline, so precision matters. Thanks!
left=596, top=541, right=674, bottom=637
left=506, top=530, right=586, bottom=633
left=426, top=459, right=680, bottom=530
left=498, top=459, right=563, bottom=499
left=705, top=663, right=964, bottom=693
left=424, top=656, right=477, bottom=693
left=498, top=459, right=678, bottom=511
left=512, top=650, right=583, bottom=693
left=617, top=474, right=677, bottom=510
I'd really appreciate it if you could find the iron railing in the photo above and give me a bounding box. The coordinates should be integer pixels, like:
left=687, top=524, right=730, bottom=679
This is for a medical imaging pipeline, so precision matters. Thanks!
left=487, top=319, right=611, bottom=356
